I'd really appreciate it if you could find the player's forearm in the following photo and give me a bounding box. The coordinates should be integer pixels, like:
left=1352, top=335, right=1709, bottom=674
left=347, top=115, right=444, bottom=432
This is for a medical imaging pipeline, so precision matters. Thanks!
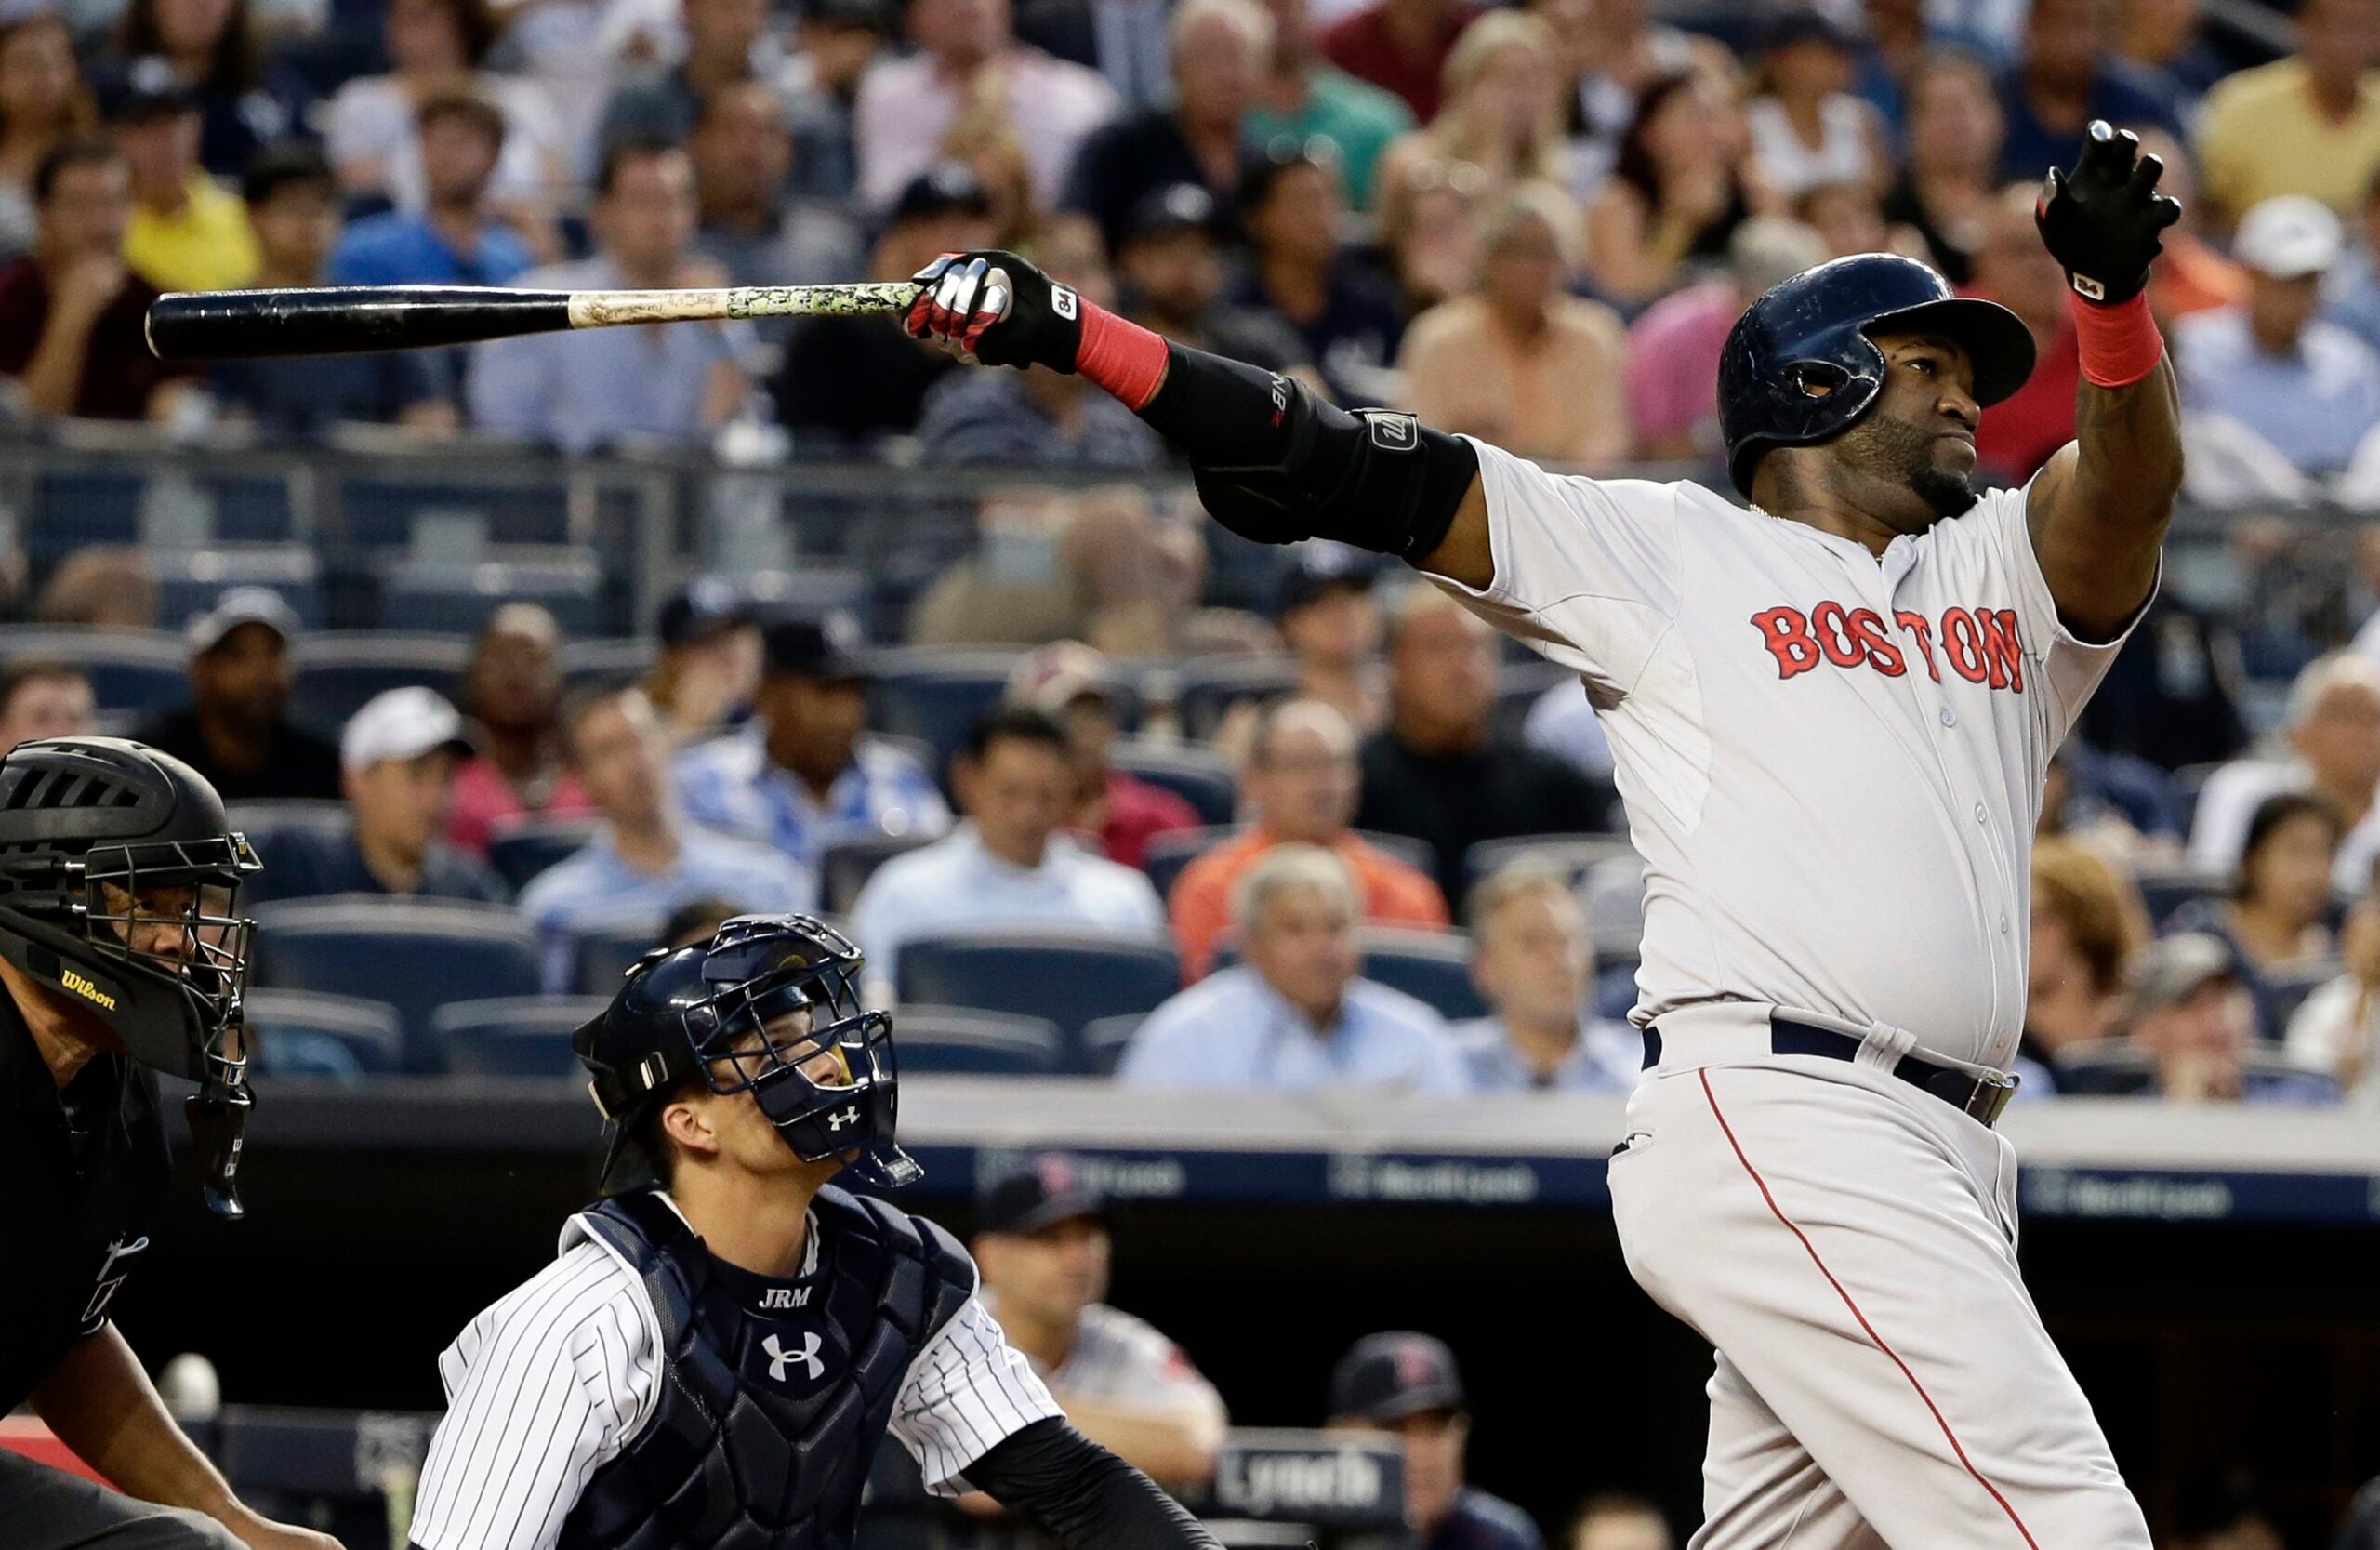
left=31, top=1325, right=242, bottom=1521
left=967, top=1417, right=1224, bottom=1550
left=2069, top=352, right=2183, bottom=538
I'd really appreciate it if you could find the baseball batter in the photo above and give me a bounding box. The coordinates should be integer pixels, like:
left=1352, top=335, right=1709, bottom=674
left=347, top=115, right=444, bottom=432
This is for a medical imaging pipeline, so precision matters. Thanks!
left=903, top=121, right=2183, bottom=1548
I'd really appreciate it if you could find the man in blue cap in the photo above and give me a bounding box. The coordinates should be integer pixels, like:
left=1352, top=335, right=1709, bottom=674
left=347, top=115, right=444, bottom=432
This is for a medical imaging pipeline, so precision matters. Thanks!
left=1328, top=1332, right=1541, bottom=1550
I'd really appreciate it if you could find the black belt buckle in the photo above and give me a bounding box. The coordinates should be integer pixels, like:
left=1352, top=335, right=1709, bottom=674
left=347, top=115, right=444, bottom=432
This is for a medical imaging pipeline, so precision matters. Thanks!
left=1770, top=1015, right=2017, bottom=1130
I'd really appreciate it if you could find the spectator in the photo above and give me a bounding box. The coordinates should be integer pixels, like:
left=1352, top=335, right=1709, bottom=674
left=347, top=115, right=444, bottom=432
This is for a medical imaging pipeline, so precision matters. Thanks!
left=847, top=705, right=1165, bottom=989
left=918, top=227, right=1166, bottom=468
left=660, top=894, right=747, bottom=949
left=208, top=141, right=455, bottom=435
left=1456, top=860, right=1636, bottom=1091
left=1228, top=144, right=1403, bottom=403
left=1113, top=182, right=1314, bottom=374
left=1567, top=1493, right=1673, bottom=1550
left=1795, top=178, right=1924, bottom=262
left=1880, top=49, right=2004, bottom=286
left=2283, top=861, right=2380, bottom=1104
left=1355, top=586, right=1612, bottom=903
left=2079, top=592, right=2249, bottom=773
left=0, top=659, right=94, bottom=749
left=2038, top=737, right=2184, bottom=854
left=852, top=0, right=1118, bottom=211
left=1967, top=181, right=2081, bottom=484
left=469, top=139, right=752, bottom=452
left=1172, top=697, right=1447, bottom=975
left=130, top=586, right=341, bottom=802
left=1276, top=543, right=1386, bottom=735
left=2195, top=0, right=2380, bottom=230
left=104, top=0, right=301, bottom=178
left=772, top=162, right=990, bottom=444
left=1325, top=1333, right=1542, bottom=1550
left=0, top=137, right=200, bottom=421
left=2176, top=195, right=2380, bottom=482
left=2114, top=0, right=2228, bottom=107
left=1625, top=215, right=1828, bottom=461
left=0, top=13, right=96, bottom=262
left=1531, top=0, right=1733, bottom=191
left=1316, top=0, right=1475, bottom=121
left=326, top=92, right=534, bottom=287
left=1995, top=0, right=2179, bottom=182
left=247, top=686, right=508, bottom=904
left=106, top=61, right=257, bottom=293
left=1742, top=10, right=1885, bottom=203
left=2025, top=837, right=2149, bottom=1087
left=1245, top=0, right=1412, bottom=210
left=1119, top=842, right=1467, bottom=1091
left=1059, top=0, right=1270, bottom=255
left=2193, top=652, right=2380, bottom=892
left=446, top=603, right=597, bottom=856
left=33, top=545, right=155, bottom=628
left=970, top=1155, right=1229, bottom=1490
left=517, top=684, right=812, bottom=990
left=2134, top=127, right=2249, bottom=332
left=642, top=576, right=762, bottom=746
left=2072, top=933, right=2339, bottom=1103
left=784, top=0, right=886, bottom=201
left=323, top=0, right=566, bottom=230
left=907, top=484, right=1213, bottom=651
left=1378, top=152, right=1484, bottom=315
left=1004, top=641, right=1198, bottom=869
left=1585, top=71, right=1760, bottom=307
left=1400, top=186, right=1631, bottom=468
left=2325, top=167, right=2380, bottom=358
left=596, top=0, right=772, bottom=152
left=1369, top=9, right=1567, bottom=242
left=677, top=613, right=950, bottom=873
left=2173, top=790, right=2343, bottom=981
left=687, top=80, right=862, bottom=292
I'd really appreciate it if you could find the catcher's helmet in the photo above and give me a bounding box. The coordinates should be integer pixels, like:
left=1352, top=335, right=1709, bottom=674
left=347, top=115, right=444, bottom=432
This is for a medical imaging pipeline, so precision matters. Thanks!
left=575, top=914, right=920, bottom=1190
left=0, top=737, right=262, bottom=1215
left=1718, top=253, right=2037, bottom=498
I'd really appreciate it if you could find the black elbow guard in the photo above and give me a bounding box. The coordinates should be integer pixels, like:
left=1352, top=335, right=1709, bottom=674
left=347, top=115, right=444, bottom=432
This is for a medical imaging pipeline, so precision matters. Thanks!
left=1160, top=360, right=1477, bottom=562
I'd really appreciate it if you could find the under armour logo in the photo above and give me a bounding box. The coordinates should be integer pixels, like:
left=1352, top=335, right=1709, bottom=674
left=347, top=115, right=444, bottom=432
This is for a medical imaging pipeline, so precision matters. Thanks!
left=764, top=1331, right=825, bottom=1383
left=826, top=1106, right=858, bottom=1132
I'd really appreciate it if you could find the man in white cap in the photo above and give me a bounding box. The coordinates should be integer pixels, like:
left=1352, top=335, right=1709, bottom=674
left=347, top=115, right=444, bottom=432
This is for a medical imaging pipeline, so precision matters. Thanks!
left=2175, top=193, right=2380, bottom=477
left=247, top=687, right=506, bottom=905
left=130, top=587, right=340, bottom=802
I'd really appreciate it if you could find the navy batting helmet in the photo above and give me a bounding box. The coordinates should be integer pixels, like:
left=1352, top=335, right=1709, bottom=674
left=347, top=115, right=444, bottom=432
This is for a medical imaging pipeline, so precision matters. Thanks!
left=1718, top=253, right=2037, bottom=498
left=575, top=914, right=920, bottom=1190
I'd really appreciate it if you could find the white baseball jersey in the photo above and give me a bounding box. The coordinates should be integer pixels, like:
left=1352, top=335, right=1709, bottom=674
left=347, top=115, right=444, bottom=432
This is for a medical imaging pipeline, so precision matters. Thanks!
left=407, top=1198, right=1062, bottom=1550
left=1438, top=441, right=2144, bottom=1069
left=992, top=1296, right=1228, bottom=1428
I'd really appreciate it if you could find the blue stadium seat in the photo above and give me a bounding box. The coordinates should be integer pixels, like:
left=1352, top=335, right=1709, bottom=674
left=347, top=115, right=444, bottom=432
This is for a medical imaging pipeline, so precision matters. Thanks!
left=243, top=988, right=403, bottom=1078
left=562, top=637, right=656, bottom=689
left=335, top=474, right=573, bottom=550
left=1594, top=959, right=1640, bottom=1023
left=1461, top=834, right=1640, bottom=892
left=575, top=921, right=664, bottom=996
left=289, top=633, right=470, bottom=730
left=432, top=996, right=609, bottom=1078
left=1142, top=826, right=1234, bottom=902
left=1213, top=928, right=1484, bottom=1020
left=379, top=556, right=604, bottom=636
left=152, top=548, right=324, bottom=633
left=2135, top=867, right=2225, bottom=930
left=1076, top=1013, right=1144, bottom=1076
left=0, top=628, right=187, bottom=717
left=1111, top=740, right=1236, bottom=827
left=2256, top=959, right=2338, bottom=1041
left=1495, top=659, right=1575, bottom=737
left=890, top=1006, right=1066, bottom=1075
left=894, top=931, right=1182, bottom=1047
left=228, top=801, right=351, bottom=902
left=866, top=648, right=1028, bottom=774
left=486, top=815, right=602, bottom=893
left=251, top=897, right=541, bottom=1071
left=820, top=831, right=938, bottom=914
left=1172, top=657, right=1298, bottom=741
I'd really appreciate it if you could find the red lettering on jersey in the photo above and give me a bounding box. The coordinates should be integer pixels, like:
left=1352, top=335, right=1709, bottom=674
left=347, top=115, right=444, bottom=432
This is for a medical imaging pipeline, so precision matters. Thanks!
left=1893, top=610, right=1940, bottom=682
left=1978, top=608, right=2026, bottom=693
left=1942, top=607, right=1989, bottom=683
left=1847, top=608, right=1905, bottom=676
left=1752, top=606, right=1821, bottom=679
left=1809, top=602, right=1864, bottom=668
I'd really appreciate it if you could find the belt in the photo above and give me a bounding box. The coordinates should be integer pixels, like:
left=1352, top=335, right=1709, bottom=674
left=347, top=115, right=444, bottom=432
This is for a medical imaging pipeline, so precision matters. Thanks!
left=1640, top=1014, right=2020, bottom=1129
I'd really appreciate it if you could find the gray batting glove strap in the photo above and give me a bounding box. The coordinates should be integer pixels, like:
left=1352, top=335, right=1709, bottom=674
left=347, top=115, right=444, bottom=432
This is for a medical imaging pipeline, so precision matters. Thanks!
left=904, top=250, right=1084, bottom=372
left=2034, top=120, right=2182, bottom=305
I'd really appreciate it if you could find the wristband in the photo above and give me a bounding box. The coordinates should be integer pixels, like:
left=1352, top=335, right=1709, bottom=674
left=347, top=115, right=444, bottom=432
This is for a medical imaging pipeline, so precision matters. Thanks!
left=2069, top=289, right=2162, bottom=388
left=1073, top=301, right=1170, bottom=411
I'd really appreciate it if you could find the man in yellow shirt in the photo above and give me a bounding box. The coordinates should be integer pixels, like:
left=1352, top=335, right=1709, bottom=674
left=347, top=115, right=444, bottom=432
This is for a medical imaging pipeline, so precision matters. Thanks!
left=103, top=62, right=258, bottom=292
left=2196, top=0, right=2380, bottom=230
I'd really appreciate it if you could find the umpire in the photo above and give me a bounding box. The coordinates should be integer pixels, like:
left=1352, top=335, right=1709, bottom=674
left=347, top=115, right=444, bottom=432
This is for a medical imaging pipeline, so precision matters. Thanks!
left=0, top=737, right=337, bottom=1550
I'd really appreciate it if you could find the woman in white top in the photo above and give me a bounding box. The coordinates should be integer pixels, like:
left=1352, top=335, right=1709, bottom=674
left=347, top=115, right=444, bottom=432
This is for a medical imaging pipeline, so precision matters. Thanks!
left=0, top=13, right=91, bottom=261
left=1740, top=9, right=1886, bottom=201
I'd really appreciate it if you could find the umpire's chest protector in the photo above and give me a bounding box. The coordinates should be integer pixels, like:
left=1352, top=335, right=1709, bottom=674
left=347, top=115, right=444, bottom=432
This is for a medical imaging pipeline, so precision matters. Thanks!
left=557, top=1185, right=976, bottom=1550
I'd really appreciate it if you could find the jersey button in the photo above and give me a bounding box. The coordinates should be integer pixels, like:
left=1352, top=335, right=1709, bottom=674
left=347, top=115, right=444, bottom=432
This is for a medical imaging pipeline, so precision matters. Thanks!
left=1939, top=708, right=1957, bottom=728
left=1999, top=913, right=2010, bottom=934
left=1973, top=803, right=1988, bottom=824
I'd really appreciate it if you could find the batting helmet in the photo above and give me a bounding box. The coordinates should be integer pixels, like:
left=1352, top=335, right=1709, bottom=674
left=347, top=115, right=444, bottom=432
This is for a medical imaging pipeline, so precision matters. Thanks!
left=575, top=914, right=920, bottom=1191
left=1718, top=253, right=2037, bottom=497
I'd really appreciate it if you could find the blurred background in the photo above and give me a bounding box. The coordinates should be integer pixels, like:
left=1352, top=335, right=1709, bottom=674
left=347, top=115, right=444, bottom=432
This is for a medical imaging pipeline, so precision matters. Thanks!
left=5, top=0, right=2380, bottom=1542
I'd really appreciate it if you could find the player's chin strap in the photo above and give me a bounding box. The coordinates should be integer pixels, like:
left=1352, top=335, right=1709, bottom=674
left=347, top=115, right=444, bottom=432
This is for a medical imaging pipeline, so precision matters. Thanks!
left=186, top=1065, right=252, bottom=1221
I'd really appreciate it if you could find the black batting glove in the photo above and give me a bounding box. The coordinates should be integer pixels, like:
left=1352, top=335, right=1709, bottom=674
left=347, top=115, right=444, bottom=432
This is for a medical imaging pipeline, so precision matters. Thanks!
left=904, top=249, right=1083, bottom=372
left=2034, top=120, right=2182, bottom=305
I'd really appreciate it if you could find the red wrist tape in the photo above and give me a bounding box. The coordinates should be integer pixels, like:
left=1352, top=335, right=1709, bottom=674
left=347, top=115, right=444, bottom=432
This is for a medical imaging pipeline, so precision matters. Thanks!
left=2069, top=290, right=2163, bottom=388
left=1074, top=301, right=1170, bottom=411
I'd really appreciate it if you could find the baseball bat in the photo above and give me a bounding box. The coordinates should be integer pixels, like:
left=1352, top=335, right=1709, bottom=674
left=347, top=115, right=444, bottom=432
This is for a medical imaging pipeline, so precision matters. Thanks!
left=144, top=281, right=927, bottom=362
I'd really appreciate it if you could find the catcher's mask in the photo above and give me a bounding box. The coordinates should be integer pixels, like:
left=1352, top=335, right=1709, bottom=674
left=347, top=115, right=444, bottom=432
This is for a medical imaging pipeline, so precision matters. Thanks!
left=575, top=914, right=919, bottom=1190
left=0, top=737, right=261, bottom=1217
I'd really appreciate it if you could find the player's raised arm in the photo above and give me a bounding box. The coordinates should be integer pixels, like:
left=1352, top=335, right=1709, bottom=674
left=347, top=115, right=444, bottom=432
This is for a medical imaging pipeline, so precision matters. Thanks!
left=2022, top=121, right=2187, bottom=643
left=902, top=253, right=1497, bottom=590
